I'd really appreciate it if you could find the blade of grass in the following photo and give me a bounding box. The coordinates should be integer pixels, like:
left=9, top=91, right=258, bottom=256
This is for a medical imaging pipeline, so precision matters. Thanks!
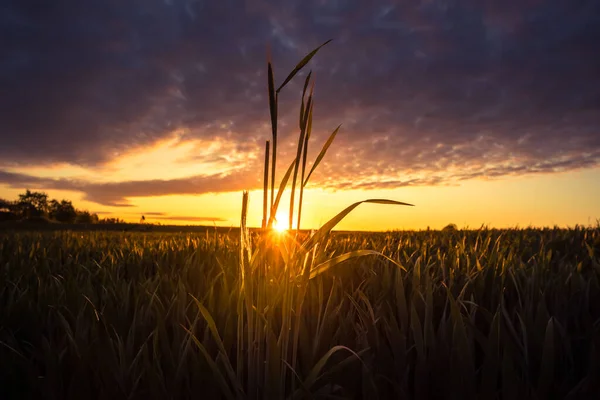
left=537, top=318, right=555, bottom=399
left=308, top=249, right=406, bottom=279
left=189, top=295, right=244, bottom=398
left=268, top=158, right=297, bottom=228
left=301, top=199, right=414, bottom=252
left=289, top=345, right=364, bottom=400
left=297, top=100, right=313, bottom=231
left=262, top=141, right=270, bottom=229
left=267, top=59, right=277, bottom=214
left=303, top=124, right=341, bottom=188
left=276, top=40, right=332, bottom=93
left=289, top=83, right=313, bottom=229
left=480, top=312, right=501, bottom=399
left=299, top=71, right=312, bottom=130
left=181, top=325, right=237, bottom=400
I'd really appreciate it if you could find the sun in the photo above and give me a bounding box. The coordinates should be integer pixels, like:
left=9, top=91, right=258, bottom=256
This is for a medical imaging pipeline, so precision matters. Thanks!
left=272, top=213, right=289, bottom=233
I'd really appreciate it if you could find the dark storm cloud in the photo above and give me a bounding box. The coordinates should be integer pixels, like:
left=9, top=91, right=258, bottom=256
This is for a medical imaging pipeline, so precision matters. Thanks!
left=1, top=0, right=599, bottom=198
left=0, top=0, right=274, bottom=166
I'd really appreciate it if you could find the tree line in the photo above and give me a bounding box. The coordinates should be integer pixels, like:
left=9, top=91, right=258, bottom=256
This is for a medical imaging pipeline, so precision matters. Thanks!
left=0, top=190, right=123, bottom=224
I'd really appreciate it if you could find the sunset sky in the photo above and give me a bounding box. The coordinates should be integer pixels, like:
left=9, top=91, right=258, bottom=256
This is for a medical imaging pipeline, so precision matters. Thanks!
left=1, top=0, right=599, bottom=231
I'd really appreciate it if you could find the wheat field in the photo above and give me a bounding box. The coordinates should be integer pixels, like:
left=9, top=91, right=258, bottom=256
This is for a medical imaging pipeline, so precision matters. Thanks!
left=1, top=227, right=599, bottom=399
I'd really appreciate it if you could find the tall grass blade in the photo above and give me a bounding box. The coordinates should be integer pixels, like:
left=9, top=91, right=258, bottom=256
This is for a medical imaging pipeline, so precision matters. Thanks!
left=276, top=40, right=332, bottom=93
left=410, top=302, right=425, bottom=362
left=308, top=249, right=406, bottom=279
left=268, top=158, right=297, bottom=228
left=303, top=124, right=341, bottom=187
left=238, top=191, right=249, bottom=385
left=181, top=325, right=237, bottom=400
left=301, top=199, right=414, bottom=252
left=262, top=141, right=270, bottom=229
left=537, top=318, right=555, bottom=399
left=189, top=295, right=244, bottom=398
left=299, top=71, right=312, bottom=130
left=267, top=60, right=277, bottom=213
left=297, top=100, right=313, bottom=231
left=289, top=84, right=313, bottom=230
left=289, top=345, right=363, bottom=400
left=480, top=312, right=501, bottom=399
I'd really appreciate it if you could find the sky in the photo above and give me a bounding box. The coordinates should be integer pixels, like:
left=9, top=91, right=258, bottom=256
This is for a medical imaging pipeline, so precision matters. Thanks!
left=1, top=0, right=599, bottom=231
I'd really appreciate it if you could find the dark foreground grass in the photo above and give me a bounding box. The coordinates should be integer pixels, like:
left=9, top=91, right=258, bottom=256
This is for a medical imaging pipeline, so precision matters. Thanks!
left=1, top=227, right=599, bottom=399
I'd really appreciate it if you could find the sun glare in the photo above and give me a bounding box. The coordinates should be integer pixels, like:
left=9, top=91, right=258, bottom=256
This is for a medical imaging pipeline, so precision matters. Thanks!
left=273, top=213, right=289, bottom=233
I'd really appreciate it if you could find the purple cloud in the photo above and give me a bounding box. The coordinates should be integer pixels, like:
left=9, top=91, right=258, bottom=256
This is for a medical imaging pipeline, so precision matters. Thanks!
left=151, top=215, right=228, bottom=222
left=0, top=169, right=260, bottom=206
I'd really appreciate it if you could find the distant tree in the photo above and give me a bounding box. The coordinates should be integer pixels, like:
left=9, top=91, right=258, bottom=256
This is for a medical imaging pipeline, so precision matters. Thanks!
left=0, top=198, right=14, bottom=213
left=0, top=212, right=16, bottom=222
left=0, top=198, right=17, bottom=221
left=49, top=199, right=77, bottom=223
left=442, top=223, right=458, bottom=231
left=12, top=200, right=36, bottom=219
left=2, top=191, right=124, bottom=224
left=75, top=210, right=99, bottom=224
left=99, top=217, right=124, bottom=224
left=18, top=190, right=49, bottom=217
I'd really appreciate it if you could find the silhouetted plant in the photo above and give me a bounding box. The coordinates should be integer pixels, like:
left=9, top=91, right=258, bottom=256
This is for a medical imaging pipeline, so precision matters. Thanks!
left=185, top=40, right=415, bottom=399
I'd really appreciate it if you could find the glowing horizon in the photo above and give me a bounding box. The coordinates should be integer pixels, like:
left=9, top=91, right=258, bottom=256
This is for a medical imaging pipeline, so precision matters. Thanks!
left=2, top=163, right=598, bottom=232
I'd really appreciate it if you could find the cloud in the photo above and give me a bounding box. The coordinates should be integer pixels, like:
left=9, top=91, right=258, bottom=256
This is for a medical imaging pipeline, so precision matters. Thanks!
left=1, top=0, right=599, bottom=199
left=87, top=211, right=225, bottom=223
left=94, top=211, right=167, bottom=215
left=0, top=168, right=259, bottom=206
left=151, top=215, right=228, bottom=222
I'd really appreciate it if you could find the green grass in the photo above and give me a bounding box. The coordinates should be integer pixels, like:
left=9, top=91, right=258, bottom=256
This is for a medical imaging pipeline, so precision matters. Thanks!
left=1, top=227, right=599, bottom=399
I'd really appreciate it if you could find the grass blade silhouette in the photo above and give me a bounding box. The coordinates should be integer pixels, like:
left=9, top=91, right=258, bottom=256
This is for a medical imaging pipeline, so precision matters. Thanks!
left=301, top=199, right=414, bottom=253
left=308, top=249, right=406, bottom=279
left=268, top=158, right=297, bottom=228
left=267, top=59, right=277, bottom=214
left=303, top=124, right=341, bottom=187
left=289, top=345, right=364, bottom=400
left=276, top=40, right=332, bottom=93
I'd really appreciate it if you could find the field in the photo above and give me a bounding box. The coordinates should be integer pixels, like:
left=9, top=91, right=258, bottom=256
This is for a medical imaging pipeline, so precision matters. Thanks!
left=1, top=227, right=599, bottom=399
